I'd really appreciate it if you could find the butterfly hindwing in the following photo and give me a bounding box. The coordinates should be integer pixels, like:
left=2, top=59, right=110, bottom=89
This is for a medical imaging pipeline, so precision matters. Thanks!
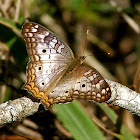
left=72, top=64, right=111, bottom=102
left=48, top=64, right=111, bottom=108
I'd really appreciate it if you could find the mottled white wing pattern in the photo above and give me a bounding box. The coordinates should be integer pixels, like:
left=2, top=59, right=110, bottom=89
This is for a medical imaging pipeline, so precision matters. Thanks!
left=72, top=65, right=111, bottom=102
left=22, top=22, right=111, bottom=109
left=21, top=22, right=74, bottom=107
left=51, top=64, right=111, bottom=105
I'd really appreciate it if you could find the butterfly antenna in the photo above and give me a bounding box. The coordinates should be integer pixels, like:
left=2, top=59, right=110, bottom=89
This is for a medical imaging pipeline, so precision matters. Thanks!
left=81, top=29, right=89, bottom=57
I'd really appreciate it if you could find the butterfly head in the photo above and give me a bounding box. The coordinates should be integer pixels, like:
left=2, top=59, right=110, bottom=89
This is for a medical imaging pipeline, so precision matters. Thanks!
left=79, top=56, right=86, bottom=64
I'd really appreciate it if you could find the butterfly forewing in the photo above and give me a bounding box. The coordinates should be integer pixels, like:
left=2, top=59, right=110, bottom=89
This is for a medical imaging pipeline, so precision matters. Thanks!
left=22, top=22, right=111, bottom=109
left=21, top=22, right=74, bottom=62
left=21, top=22, right=74, bottom=107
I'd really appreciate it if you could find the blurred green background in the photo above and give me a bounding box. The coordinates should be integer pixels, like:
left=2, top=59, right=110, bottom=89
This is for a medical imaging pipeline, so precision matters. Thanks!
left=0, top=0, right=140, bottom=139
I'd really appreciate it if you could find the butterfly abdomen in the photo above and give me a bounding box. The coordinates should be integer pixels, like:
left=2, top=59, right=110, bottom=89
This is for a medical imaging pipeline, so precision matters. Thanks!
left=61, top=56, right=85, bottom=79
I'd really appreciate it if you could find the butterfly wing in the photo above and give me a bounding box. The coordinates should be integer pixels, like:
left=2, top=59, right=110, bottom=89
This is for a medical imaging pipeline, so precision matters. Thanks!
left=72, top=64, right=111, bottom=102
left=21, top=22, right=74, bottom=106
left=46, top=64, right=111, bottom=109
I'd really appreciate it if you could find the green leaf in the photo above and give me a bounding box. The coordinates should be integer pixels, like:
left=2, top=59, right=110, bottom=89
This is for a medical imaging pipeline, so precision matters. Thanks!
left=0, top=17, right=21, bottom=37
left=55, top=101, right=104, bottom=140
left=98, top=104, right=136, bottom=140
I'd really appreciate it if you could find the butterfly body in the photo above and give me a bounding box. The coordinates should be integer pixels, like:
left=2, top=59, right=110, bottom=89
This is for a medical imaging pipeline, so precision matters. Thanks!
left=60, top=56, right=85, bottom=79
left=22, top=22, right=111, bottom=109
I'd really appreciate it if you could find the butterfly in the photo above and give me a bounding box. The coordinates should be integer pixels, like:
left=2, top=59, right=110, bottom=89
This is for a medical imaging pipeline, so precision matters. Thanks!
left=21, top=22, right=111, bottom=110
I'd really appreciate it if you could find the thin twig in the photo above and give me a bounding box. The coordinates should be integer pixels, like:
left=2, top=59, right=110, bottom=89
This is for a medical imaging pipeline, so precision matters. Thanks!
left=14, top=0, right=21, bottom=22
left=0, top=20, right=21, bottom=37
left=122, top=13, right=140, bottom=34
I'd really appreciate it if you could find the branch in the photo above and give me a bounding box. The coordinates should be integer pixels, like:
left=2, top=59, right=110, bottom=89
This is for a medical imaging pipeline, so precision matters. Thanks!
left=0, top=80, right=139, bottom=126
left=0, top=97, right=40, bottom=126
left=106, top=80, right=140, bottom=116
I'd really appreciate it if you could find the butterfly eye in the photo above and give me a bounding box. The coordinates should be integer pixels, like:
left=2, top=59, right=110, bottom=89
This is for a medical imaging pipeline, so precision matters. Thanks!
left=65, top=90, right=69, bottom=93
left=42, top=49, right=46, bottom=53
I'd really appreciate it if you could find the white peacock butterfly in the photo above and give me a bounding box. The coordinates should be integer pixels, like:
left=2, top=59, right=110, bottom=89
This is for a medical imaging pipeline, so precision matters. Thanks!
left=21, top=22, right=111, bottom=109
